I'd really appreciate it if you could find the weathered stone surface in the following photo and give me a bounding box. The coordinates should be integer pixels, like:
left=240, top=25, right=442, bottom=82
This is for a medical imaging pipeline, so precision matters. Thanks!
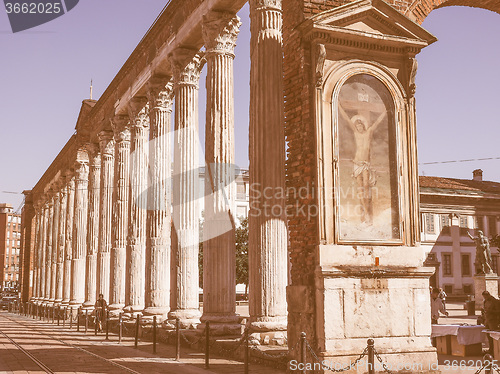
left=98, top=131, right=114, bottom=302
left=144, top=80, right=174, bottom=319
left=126, top=99, right=149, bottom=314
left=168, top=51, right=204, bottom=326
left=109, top=117, right=130, bottom=313
left=200, top=11, right=241, bottom=332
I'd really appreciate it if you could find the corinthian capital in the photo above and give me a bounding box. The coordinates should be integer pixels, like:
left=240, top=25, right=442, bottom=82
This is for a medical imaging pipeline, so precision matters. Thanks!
left=75, top=160, right=89, bottom=181
left=251, top=0, right=282, bottom=11
left=170, top=49, right=205, bottom=88
left=147, top=78, right=175, bottom=111
left=202, top=11, right=241, bottom=57
left=128, top=98, right=149, bottom=129
left=111, top=115, right=131, bottom=143
left=98, top=130, right=115, bottom=157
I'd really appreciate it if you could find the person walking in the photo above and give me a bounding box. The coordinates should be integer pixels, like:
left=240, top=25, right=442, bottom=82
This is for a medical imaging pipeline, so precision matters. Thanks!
left=94, top=293, right=107, bottom=332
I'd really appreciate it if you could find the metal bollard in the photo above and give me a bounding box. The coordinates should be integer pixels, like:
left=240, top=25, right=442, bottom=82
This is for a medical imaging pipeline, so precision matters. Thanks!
left=85, top=309, right=88, bottom=334
left=77, top=307, right=81, bottom=332
left=69, top=307, right=73, bottom=329
left=134, top=314, right=140, bottom=348
left=300, top=332, right=307, bottom=374
left=175, top=318, right=180, bottom=361
left=485, top=354, right=494, bottom=374
left=153, top=316, right=157, bottom=354
left=105, top=310, right=109, bottom=341
left=119, top=313, right=122, bottom=344
left=367, top=339, right=375, bottom=374
left=95, top=309, right=98, bottom=336
left=244, top=327, right=249, bottom=374
left=39, top=305, right=41, bottom=320
left=57, top=307, right=60, bottom=326
left=63, top=307, right=67, bottom=327
left=205, top=321, right=210, bottom=369
left=52, top=307, right=55, bottom=324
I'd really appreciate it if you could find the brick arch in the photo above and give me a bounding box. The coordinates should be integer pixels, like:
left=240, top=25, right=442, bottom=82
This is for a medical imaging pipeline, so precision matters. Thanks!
left=407, top=0, right=500, bottom=24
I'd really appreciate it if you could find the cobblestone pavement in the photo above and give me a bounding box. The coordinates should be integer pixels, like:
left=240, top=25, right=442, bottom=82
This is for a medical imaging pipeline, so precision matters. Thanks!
left=0, top=311, right=286, bottom=374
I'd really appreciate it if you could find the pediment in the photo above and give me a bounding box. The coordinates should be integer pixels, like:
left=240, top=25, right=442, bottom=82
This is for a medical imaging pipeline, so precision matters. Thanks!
left=75, top=99, right=97, bottom=140
left=300, top=0, right=436, bottom=48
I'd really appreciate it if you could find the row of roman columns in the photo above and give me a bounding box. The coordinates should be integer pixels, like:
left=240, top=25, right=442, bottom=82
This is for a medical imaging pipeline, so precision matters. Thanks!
left=30, top=2, right=287, bottom=332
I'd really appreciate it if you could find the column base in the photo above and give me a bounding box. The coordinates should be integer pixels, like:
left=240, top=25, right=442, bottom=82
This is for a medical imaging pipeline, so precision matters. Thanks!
left=54, top=299, right=63, bottom=306
left=248, top=316, right=288, bottom=345
left=123, top=305, right=144, bottom=319
left=82, top=301, right=96, bottom=310
left=61, top=299, right=70, bottom=307
left=166, top=309, right=202, bottom=329
left=199, top=314, right=242, bottom=336
left=108, top=303, right=125, bottom=316
left=69, top=301, right=83, bottom=310
left=143, top=306, right=169, bottom=319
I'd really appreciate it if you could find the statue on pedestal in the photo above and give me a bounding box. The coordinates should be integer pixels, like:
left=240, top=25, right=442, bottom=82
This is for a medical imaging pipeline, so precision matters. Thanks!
left=468, top=230, right=493, bottom=275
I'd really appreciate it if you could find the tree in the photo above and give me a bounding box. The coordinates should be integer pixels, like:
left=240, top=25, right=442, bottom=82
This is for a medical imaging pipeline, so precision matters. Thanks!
left=235, top=217, right=249, bottom=298
left=198, top=216, right=249, bottom=297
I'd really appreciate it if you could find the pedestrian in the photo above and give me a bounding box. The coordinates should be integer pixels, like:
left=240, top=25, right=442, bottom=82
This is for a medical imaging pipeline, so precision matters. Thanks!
left=94, top=293, right=107, bottom=332
left=438, top=287, right=447, bottom=308
left=431, top=288, right=448, bottom=324
left=482, top=291, right=500, bottom=330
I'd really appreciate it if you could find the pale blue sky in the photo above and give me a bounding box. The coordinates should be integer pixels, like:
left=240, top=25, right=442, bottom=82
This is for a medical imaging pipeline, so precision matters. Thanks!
left=0, top=1, right=499, bottom=211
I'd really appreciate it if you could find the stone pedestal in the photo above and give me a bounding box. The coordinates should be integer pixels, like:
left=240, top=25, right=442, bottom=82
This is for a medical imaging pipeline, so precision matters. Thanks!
left=474, top=273, right=499, bottom=309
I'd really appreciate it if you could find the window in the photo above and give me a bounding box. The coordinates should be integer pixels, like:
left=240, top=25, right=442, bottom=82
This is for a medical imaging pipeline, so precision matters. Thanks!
left=463, top=284, right=473, bottom=294
left=489, top=216, right=497, bottom=237
left=443, top=254, right=452, bottom=276
left=459, top=216, right=468, bottom=228
left=493, top=256, right=499, bottom=274
left=425, top=213, right=435, bottom=234
left=477, top=215, right=485, bottom=231
left=441, top=214, right=450, bottom=228
left=461, top=254, right=471, bottom=276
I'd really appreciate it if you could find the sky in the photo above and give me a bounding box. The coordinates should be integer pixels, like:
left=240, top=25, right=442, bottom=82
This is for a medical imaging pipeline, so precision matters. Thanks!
left=0, top=1, right=499, bottom=212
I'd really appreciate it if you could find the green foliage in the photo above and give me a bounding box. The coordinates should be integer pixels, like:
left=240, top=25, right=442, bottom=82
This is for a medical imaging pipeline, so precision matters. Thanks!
left=198, top=217, right=249, bottom=295
left=235, top=218, right=249, bottom=296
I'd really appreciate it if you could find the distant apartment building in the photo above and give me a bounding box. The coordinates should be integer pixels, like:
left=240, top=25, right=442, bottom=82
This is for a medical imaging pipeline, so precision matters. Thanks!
left=420, top=170, right=500, bottom=297
left=0, top=203, right=22, bottom=291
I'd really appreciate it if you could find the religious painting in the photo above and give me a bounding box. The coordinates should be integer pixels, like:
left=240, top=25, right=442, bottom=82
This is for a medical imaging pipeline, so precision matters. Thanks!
left=336, top=73, right=401, bottom=242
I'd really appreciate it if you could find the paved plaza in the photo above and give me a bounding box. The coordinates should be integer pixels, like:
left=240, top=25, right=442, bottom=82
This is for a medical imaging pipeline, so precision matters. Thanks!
left=0, top=310, right=286, bottom=374
left=0, top=303, right=497, bottom=374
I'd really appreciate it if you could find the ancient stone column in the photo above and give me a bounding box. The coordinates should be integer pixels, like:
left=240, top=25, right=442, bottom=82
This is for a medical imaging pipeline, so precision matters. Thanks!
left=143, top=80, right=174, bottom=319
left=39, top=203, right=48, bottom=303
left=55, top=182, right=67, bottom=304
left=109, top=117, right=131, bottom=313
left=44, top=198, right=54, bottom=304
left=32, top=208, right=41, bottom=301
left=168, top=51, right=203, bottom=325
left=71, top=158, right=89, bottom=307
left=201, top=11, right=241, bottom=332
left=126, top=100, right=149, bottom=315
left=50, top=191, right=60, bottom=305
left=83, top=146, right=100, bottom=309
left=62, top=175, right=75, bottom=306
left=98, top=131, right=115, bottom=301
left=248, top=0, right=288, bottom=333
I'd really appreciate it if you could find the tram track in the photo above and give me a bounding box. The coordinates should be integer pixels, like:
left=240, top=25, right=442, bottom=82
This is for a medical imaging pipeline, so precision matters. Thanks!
left=0, top=313, right=143, bottom=374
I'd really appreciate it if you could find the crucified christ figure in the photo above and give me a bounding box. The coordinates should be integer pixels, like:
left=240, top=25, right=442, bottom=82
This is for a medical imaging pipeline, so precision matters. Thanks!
left=339, top=104, right=386, bottom=224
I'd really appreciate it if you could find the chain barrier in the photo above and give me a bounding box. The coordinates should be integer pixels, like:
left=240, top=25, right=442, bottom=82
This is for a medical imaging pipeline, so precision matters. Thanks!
left=373, top=348, right=395, bottom=374
left=180, top=328, right=205, bottom=345
left=306, top=339, right=368, bottom=373
left=212, top=330, right=247, bottom=355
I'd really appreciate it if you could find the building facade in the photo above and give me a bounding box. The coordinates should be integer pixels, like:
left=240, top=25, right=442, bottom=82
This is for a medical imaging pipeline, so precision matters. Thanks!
left=421, top=170, right=500, bottom=297
left=0, top=203, right=22, bottom=292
